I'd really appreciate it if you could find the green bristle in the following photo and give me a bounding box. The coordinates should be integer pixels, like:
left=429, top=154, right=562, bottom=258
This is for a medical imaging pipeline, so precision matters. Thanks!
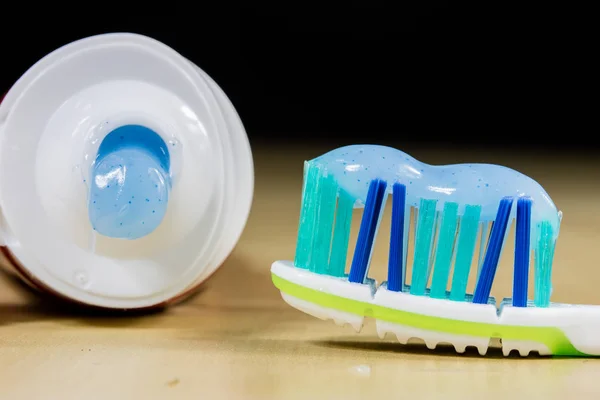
left=329, top=189, right=354, bottom=277
left=310, top=172, right=338, bottom=274
left=449, top=205, right=482, bottom=301
left=294, top=161, right=321, bottom=269
left=410, top=199, right=438, bottom=296
left=534, top=220, right=555, bottom=307
left=430, top=202, right=459, bottom=299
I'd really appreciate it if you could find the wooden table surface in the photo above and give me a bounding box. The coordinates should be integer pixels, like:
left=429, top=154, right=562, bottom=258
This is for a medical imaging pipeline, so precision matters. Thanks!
left=1, top=142, right=599, bottom=399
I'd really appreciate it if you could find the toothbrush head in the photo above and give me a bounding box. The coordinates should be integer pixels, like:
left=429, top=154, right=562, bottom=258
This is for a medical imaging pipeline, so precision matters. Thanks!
left=267, top=144, right=600, bottom=358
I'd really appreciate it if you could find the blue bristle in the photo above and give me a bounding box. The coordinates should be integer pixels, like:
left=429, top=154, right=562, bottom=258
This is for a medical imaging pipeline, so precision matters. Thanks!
left=387, top=183, right=407, bottom=292
left=513, top=197, right=532, bottom=307
left=348, top=179, right=387, bottom=284
left=473, top=197, right=514, bottom=304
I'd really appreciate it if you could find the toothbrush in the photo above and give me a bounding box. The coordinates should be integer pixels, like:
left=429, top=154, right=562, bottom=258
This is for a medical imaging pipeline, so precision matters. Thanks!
left=271, top=144, right=600, bottom=357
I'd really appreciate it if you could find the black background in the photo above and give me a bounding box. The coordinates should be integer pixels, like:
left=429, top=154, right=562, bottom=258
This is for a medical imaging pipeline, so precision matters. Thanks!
left=0, top=6, right=593, bottom=152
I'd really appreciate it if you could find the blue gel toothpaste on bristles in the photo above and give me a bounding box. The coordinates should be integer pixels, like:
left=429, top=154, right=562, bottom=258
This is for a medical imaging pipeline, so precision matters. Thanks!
left=88, top=124, right=171, bottom=240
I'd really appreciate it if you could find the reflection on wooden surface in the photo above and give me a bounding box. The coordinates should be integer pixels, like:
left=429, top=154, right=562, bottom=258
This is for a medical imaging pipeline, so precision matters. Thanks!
left=1, top=143, right=599, bottom=399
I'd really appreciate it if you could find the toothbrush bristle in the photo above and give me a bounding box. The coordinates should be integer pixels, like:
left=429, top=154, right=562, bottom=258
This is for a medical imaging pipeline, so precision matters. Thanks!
left=311, top=172, right=338, bottom=274
left=294, top=161, right=320, bottom=270
left=328, top=189, right=354, bottom=277
left=387, top=183, right=406, bottom=292
left=410, top=198, right=438, bottom=296
left=513, top=197, right=532, bottom=307
left=448, top=204, right=481, bottom=301
left=430, top=202, right=459, bottom=299
left=473, top=197, right=514, bottom=304
left=534, top=220, right=556, bottom=307
left=348, top=179, right=387, bottom=284
left=293, top=163, right=558, bottom=308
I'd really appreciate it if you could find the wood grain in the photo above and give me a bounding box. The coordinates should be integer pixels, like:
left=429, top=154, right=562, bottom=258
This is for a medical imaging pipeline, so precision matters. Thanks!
left=1, top=143, right=599, bottom=399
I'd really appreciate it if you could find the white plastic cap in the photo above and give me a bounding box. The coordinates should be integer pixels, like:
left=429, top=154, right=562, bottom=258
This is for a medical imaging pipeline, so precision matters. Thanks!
left=0, top=33, right=254, bottom=309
